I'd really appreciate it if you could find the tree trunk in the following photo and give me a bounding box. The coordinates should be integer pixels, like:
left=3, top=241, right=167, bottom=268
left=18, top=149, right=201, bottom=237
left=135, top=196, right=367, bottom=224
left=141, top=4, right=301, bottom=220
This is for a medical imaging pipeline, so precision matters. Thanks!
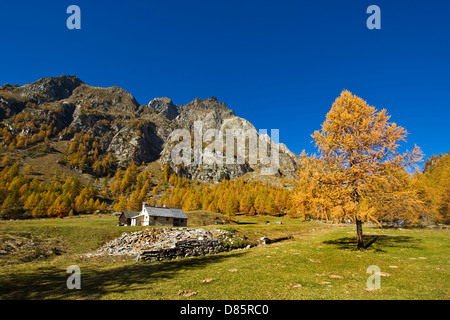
left=351, top=187, right=364, bottom=250
left=356, top=218, right=364, bottom=250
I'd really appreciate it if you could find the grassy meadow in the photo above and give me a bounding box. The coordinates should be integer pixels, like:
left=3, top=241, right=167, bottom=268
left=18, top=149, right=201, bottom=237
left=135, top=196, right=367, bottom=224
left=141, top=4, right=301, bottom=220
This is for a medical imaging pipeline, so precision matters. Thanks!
left=0, top=213, right=448, bottom=300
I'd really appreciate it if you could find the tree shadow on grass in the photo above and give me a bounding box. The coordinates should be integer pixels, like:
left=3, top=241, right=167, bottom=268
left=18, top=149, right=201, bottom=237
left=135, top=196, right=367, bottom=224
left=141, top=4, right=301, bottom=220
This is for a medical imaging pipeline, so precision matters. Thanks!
left=233, top=221, right=257, bottom=225
left=0, top=251, right=247, bottom=300
left=323, top=235, right=422, bottom=252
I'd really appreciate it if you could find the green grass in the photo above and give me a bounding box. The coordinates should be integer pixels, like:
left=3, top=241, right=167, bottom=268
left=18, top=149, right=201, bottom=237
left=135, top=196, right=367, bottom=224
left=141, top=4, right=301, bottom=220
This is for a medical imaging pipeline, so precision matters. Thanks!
left=0, top=215, right=142, bottom=255
left=0, top=214, right=448, bottom=300
left=186, top=210, right=229, bottom=227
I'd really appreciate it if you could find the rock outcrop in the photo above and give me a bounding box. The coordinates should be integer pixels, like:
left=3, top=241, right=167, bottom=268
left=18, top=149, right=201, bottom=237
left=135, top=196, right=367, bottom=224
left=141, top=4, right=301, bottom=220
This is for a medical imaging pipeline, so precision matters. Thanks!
left=17, top=75, right=83, bottom=103
left=147, top=97, right=179, bottom=120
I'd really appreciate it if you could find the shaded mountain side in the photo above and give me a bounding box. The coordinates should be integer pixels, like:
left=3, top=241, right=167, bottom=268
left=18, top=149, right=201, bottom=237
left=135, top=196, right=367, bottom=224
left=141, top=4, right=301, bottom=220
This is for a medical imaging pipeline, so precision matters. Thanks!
left=0, top=75, right=303, bottom=183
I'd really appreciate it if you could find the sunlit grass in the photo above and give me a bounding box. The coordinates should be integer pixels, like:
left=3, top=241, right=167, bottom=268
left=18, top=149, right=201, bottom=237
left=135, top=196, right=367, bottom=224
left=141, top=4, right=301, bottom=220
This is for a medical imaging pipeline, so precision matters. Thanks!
left=0, top=215, right=448, bottom=300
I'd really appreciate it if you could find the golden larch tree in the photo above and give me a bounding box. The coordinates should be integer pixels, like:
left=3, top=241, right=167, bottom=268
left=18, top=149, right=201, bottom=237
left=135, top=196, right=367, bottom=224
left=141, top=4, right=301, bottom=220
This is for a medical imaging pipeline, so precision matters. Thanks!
left=311, top=90, right=422, bottom=249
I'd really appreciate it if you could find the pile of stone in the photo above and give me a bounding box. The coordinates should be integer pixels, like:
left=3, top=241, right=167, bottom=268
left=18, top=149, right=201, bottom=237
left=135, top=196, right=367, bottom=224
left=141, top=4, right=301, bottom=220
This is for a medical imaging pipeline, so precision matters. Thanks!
left=85, top=227, right=232, bottom=261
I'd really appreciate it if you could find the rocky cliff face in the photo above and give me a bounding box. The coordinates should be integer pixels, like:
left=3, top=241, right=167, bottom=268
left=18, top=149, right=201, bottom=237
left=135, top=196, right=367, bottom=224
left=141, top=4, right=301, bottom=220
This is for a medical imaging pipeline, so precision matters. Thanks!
left=0, top=75, right=302, bottom=182
left=161, top=96, right=303, bottom=180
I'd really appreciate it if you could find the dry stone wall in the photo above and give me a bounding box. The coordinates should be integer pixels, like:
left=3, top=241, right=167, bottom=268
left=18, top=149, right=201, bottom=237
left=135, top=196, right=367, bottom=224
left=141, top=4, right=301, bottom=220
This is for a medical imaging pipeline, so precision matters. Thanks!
left=140, top=239, right=225, bottom=262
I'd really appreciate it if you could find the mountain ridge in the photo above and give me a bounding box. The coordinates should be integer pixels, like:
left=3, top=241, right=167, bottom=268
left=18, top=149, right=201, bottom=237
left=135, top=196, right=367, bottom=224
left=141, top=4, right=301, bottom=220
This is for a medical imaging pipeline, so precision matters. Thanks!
left=0, top=75, right=303, bottom=183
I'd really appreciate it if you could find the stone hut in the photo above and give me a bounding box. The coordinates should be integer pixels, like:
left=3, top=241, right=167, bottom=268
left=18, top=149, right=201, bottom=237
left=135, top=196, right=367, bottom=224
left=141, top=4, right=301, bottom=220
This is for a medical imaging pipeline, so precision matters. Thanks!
left=121, top=203, right=188, bottom=227
left=118, top=210, right=140, bottom=226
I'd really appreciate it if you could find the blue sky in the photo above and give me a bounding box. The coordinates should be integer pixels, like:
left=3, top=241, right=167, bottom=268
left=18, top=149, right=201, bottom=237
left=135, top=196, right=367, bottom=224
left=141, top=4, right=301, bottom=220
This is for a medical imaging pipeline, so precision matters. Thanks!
left=0, top=0, right=449, bottom=166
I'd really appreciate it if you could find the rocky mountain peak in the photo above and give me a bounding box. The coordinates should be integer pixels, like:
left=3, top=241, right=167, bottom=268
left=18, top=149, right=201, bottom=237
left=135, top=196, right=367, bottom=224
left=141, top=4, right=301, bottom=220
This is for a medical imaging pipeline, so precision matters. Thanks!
left=20, top=75, right=84, bottom=102
left=148, top=97, right=179, bottom=120
left=176, top=97, right=235, bottom=127
left=182, top=96, right=232, bottom=113
left=67, top=84, right=140, bottom=115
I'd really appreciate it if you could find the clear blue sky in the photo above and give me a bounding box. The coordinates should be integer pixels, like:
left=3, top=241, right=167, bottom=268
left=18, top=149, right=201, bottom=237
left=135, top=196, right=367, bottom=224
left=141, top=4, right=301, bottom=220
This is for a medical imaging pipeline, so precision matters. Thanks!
left=0, top=0, right=449, bottom=166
